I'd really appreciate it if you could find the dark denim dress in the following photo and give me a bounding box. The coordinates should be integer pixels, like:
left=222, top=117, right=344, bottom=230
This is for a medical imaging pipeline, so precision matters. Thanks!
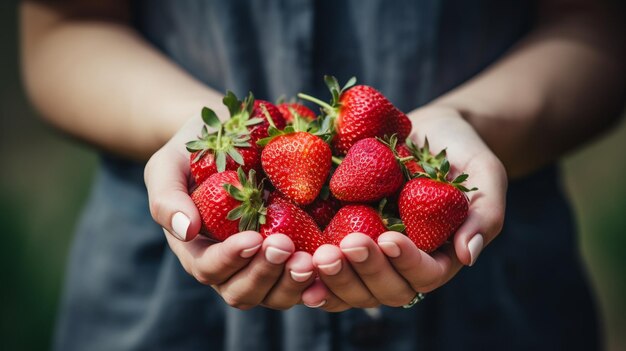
left=53, top=1, right=602, bottom=350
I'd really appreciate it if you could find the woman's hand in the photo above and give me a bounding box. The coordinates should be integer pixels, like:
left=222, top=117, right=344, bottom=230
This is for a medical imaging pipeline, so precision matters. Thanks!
left=301, top=105, right=508, bottom=311
left=144, top=116, right=316, bottom=310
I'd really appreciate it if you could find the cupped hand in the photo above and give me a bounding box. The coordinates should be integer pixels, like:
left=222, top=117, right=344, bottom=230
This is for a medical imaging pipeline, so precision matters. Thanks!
left=144, top=116, right=315, bottom=310
left=302, top=105, right=507, bottom=311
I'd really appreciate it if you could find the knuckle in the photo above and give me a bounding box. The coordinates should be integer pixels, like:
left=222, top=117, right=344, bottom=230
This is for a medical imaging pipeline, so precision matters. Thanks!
left=221, top=291, right=250, bottom=310
left=191, top=266, right=215, bottom=286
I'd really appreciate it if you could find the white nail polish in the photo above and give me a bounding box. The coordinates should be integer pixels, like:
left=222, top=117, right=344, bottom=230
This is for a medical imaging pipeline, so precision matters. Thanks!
left=468, top=234, right=484, bottom=266
left=290, top=270, right=313, bottom=282
left=304, top=300, right=326, bottom=308
left=171, top=212, right=190, bottom=241
left=378, top=241, right=401, bottom=258
left=265, top=247, right=291, bottom=264
left=317, top=259, right=342, bottom=276
left=240, top=244, right=262, bottom=258
left=341, top=247, right=369, bottom=263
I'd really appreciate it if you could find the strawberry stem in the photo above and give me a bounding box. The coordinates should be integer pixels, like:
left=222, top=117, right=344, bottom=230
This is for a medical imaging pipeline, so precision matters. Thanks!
left=331, top=156, right=343, bottom=166
left=297, top=93, right=334, bottom=113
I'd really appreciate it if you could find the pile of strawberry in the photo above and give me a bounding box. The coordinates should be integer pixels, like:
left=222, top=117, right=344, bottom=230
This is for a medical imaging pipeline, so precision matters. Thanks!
left=187, top=76, right=476, bottom=254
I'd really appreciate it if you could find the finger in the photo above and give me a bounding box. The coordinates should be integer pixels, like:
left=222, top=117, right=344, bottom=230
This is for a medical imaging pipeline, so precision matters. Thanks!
left=340, top=233, right=416, bottom=307
left=312, top=244, right=378, bottom=308
left=453, top=154, right=507, bottom=266
left=301, top=278, right=351, bottom=312
left=377, top=231, right=462, bottom=292
left=217, top=234, right=295, bottom=309
left=165, top=230, right=263, bottom=285
left=262, top=251, right=315, bottom=310
left=145, top=145, right=201, bottom=241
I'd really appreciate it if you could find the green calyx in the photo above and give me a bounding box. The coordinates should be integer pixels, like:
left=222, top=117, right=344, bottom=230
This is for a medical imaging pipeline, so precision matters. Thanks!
left=185, top=106, right=252, bottom=172
left=405, top=137, right=447, bottom=169
left=256, top=104, right=333, bottom=147
left=222, top=91, right=265, bottom=135
left=224, top=168, right=267, bottom=232
left=296, top=75, right=356, bottom=132
left=376, top=134, right=415, bottom=180
left=416, top=158, right=478, bottom=193
left=378, top=198, right=406, bottom=233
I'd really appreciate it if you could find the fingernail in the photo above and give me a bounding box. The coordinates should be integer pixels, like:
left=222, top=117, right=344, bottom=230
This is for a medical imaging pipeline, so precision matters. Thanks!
left=468, top=234, right=484, bottom=266
left=341, top=247, right=369, bottom=263
left=171, top=212, right=190, bottom=240
left=290, top=270, right=313, bottom=282
left=378, top=241, right=401, bottom=258
left=304, top=300, right=326, bottom=308
left=240, top=244, right=262, bottom=258
left=318, top=259, right=342, bottom=276
left=265, top=247, right=291, bottom=264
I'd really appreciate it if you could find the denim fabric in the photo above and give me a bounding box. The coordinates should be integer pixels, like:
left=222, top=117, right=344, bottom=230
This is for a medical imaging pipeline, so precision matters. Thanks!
left=54, top=1, right=601, bottom=350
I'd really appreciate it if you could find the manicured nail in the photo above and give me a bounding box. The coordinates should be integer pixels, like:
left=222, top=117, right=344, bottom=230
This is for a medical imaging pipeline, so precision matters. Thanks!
left=468, top=234, right=484, bottom=266
left=240, top=244, right=262, bottom=258
left=304, top=300, right=326, bottom=308
left=318, top=259, right=342, bottom=275
left=171, top=212, right=190, bottom=240
left=290, top=270, right=313, bottom=282
left=265, top=246, right=291, bottom=264
left=378, top=241, right=401, bottom=258
left=341, top=247, right=369, bottom=263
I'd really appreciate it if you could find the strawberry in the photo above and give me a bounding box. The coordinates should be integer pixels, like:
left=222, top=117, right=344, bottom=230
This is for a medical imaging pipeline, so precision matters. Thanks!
left=398, top=159, right=476, bottom=253
left=304, top=192, right=341, bottom=229
left=396, top=137, right=447, bottom=178
left=260, top=131, right=331, bottom=205
left=260, top=194, right=324, bottom=254
left=222, top=91, right=286, bottom=145
left=277, top=102, right=317, bottom=123
left=323, top=205, right=387, bottom=245
left=396, top=144, right=424, bottom=177
left=298, top=76, right=412, bottom=155
left=191, top=169, right=266, bottom=242
left=186, top=107, right=261, bottom=185
left=330, top=137, right=404, bottom=203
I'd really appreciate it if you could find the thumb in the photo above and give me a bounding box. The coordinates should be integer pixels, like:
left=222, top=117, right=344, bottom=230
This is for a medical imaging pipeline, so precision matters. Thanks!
left=145, top=143, right=201, bottom=241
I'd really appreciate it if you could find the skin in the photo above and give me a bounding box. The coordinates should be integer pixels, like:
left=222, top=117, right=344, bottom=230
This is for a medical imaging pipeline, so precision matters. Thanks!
left=21, top=0, right=625, bottom=312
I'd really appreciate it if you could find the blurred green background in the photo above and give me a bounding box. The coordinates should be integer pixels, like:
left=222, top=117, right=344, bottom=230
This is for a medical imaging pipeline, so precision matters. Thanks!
left=1, top=1, right=625, bottom=350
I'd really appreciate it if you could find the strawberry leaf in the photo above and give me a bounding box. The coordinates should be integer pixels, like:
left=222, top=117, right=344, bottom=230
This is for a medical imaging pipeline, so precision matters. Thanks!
left=224, top=184, right=246, bottom=201
left=226, top=206, right=245, bottom=220
left=215, top=150, right=227, bottom=172
left=223, top=91, right=241, bottom=116
left=453, top=173, right=469, bottom=184
left=201, top=107, right=222, bottom=130
left=387, top=223, right=406, bottom=232
left=342, top=76, right=357, bottom=91
left=227, top=148, right=245, bottom=165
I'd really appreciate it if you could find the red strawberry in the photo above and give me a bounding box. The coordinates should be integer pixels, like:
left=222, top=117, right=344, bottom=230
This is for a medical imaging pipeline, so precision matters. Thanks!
left=187, top=107, right=261, bottom=185
left=396, top=144, right=424, bottom=177
left=330, top=137, right=404, bottom=203
left=396, top=137, right=447, bottom=179
left=298, top=76, right=411, bottom=155
left=304, top=193, right=341, bottom=229
left=398, top=159, right=476, bottom=253
left=277, top=102, right=317, bottom=123
left=260, top=194, right=324, bottom=254
left=323, top=205, right=387, bottom=246
left=250, top=100, right=287, bottom=143
left=261, top=131, right=332, bottom=206
left=222, top=92, right=287, bottom=145
left=191, top=169, right=265, bottom=242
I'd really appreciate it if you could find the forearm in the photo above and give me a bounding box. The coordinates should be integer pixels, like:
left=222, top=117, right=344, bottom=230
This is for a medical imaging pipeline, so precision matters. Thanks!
left=20, top=1, right=226, bottom=160
left=426, top=2, right=625, bottom=179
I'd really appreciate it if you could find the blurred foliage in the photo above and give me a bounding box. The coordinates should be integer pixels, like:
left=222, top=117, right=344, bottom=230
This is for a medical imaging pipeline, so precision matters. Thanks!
left=1, top=0, right=625, bottom=350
